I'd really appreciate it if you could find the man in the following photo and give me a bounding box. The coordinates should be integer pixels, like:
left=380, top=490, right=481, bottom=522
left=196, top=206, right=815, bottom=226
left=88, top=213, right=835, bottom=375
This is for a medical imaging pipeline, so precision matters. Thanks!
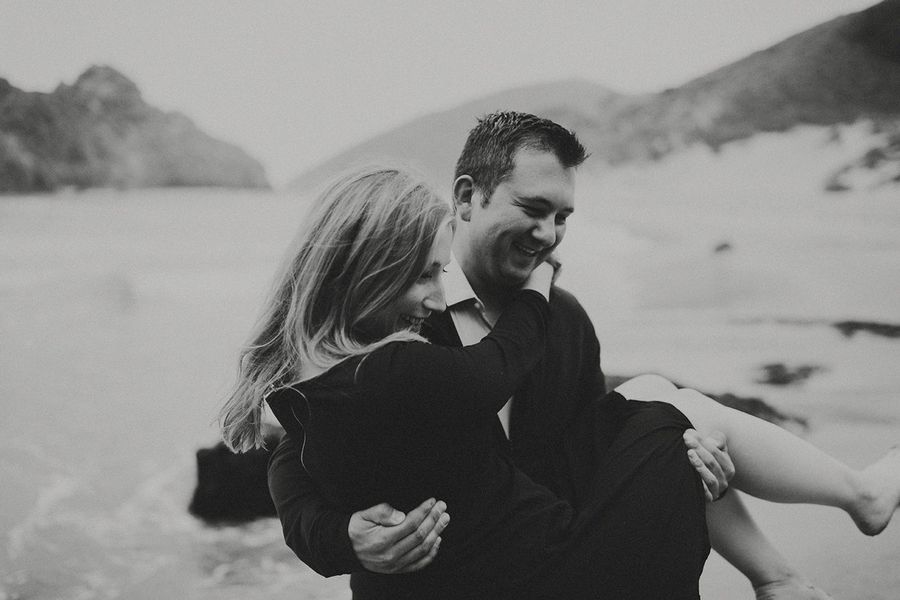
left=267, top=111, right=830, bottom=599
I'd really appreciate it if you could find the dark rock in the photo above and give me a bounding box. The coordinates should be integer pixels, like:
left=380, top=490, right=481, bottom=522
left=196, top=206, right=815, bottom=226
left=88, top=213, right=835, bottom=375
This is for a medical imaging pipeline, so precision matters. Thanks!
left=189, top=426, right=283, bottom=525
left=713, top=393, right=808, bottom=430
left=825, top=128, right=900, bottom=191
left=713, top=241, right=733, bottom=254
left=607, top=374, right=807, bottom=429
left=833, top=320, right=900, bottom=338
left=756, top=363, right=825, bottom=386
left=824, top=172, right=852, bottom=192
left=0, top=65, right=269, bottom=193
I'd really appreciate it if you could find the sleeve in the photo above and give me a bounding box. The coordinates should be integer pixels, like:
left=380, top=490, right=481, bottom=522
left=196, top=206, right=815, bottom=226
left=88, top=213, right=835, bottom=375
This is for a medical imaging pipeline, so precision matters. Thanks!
left=559, top=296, right=609, bottom=507
left=267, top=432, right=364, bottom=576
left=564, top=286, right=606, bottom=399
left=365, top=289, right=549, bottom=422
left=580, top=316, right=606, bottom=399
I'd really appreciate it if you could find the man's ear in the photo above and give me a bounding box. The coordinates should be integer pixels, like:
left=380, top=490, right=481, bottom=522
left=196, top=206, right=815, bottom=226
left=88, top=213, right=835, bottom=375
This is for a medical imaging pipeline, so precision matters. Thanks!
left=452, top=175, right=475, bottom=222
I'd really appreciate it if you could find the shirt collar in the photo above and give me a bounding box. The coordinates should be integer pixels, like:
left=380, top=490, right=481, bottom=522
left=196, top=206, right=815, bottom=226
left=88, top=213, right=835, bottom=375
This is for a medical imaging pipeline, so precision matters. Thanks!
left=443, top=255, right=479, bottom=308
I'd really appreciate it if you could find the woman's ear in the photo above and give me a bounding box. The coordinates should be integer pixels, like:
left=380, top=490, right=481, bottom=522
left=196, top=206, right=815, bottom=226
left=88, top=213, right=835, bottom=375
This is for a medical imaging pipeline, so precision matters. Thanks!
left=452, top=175, right=475, bottom=222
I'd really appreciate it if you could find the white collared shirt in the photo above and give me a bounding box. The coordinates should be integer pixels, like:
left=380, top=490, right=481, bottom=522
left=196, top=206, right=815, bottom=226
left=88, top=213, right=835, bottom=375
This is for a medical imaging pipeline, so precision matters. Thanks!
left=443, top=258, right=513, bottom=437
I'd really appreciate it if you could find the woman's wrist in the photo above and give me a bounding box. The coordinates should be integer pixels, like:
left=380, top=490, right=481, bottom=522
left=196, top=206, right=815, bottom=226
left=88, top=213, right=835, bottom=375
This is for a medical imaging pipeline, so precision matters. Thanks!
left=522, top=262, right=553, bottom=300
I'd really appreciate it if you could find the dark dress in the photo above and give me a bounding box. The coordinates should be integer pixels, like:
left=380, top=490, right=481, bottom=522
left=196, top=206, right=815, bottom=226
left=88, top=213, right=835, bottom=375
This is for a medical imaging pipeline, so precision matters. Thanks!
left=267, top=290, right=709, bottom=600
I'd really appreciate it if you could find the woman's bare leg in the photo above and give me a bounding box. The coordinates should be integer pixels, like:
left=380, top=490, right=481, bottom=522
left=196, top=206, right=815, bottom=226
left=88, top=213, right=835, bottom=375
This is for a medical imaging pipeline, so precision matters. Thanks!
left=708, top=491, right=833, bottom=599
left=617, top=374, right=900, bottom=536
left=616, top=375, right=833, bottom=598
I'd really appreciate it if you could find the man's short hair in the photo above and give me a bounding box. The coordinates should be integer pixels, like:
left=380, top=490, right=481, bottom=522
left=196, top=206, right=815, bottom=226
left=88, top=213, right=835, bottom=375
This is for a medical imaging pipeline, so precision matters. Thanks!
left=454, top=111, right=588, bottom=200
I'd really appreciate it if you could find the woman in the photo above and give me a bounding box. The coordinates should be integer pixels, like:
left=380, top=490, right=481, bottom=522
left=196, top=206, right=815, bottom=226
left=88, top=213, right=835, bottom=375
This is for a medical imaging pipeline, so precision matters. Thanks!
left=220, top=165, right=900, bottom=599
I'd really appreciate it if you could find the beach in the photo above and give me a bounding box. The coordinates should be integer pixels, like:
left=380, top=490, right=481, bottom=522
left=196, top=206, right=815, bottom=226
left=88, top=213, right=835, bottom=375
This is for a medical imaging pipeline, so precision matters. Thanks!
left=1, top=141, right=899, bottom=599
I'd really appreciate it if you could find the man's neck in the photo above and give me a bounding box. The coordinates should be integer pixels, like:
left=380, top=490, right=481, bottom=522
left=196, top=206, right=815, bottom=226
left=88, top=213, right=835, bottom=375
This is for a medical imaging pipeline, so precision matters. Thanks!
left=455, top=248, right=518, bottom=324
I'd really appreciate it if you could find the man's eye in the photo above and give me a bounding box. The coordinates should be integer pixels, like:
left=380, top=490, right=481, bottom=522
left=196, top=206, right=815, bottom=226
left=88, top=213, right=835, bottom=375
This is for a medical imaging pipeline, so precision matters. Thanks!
left=555, top=215, right=569, bottom=225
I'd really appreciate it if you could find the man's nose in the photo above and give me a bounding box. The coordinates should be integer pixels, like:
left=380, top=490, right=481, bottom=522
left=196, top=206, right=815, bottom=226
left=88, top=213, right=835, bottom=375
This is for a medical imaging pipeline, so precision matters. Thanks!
left=531, top=217, right=556, bottom=247
left=423, top=284, right=447, bottom=313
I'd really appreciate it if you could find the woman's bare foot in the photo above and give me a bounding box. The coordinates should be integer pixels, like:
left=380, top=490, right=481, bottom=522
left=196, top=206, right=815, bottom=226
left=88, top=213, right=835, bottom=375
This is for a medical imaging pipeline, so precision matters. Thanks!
left=850, top=445, right=900, bottom=536
left=754, top=577, right=834, bottom=600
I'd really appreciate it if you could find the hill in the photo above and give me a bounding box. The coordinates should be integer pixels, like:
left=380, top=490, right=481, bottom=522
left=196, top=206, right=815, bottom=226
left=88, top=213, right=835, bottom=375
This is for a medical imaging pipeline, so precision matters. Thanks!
left=574, top=0, right=900, bottom=163
left=290, top=79, right=618, bottom=190
left=0, top=66, right=269, bottom=193
left=292, top=0, right=900, bottom=192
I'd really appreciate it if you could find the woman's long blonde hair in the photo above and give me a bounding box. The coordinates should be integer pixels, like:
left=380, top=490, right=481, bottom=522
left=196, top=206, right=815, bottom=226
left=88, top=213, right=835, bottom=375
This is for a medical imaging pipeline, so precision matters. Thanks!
left=219, top=165, right=451, bottom=452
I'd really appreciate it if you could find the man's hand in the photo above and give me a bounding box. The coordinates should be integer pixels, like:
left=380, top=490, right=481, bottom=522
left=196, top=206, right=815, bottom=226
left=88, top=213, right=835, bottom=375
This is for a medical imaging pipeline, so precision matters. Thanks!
left=348, top=498, right=450, bottom=574
left=683, top=429, right=735, bottom=502
left=754, top=577, right=834, bottom=599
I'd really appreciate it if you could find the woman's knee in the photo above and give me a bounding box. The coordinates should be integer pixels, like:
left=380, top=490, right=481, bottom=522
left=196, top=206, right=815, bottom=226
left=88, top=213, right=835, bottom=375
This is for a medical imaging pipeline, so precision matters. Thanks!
left=664, top=388, right=730, bottom=432
left=673, top=388, right=720, bottom=411
left=614, top=373, right=677, bottom=401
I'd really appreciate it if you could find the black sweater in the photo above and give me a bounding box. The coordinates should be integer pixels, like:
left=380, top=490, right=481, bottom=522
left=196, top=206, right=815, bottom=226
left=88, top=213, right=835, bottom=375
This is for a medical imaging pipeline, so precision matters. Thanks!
left=267, top=287, right=608, bottom=587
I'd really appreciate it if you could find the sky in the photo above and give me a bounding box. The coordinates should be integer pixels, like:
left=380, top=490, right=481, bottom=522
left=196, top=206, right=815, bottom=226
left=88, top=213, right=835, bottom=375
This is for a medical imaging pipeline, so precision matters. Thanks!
left=0, top=0, right=879, bottom=186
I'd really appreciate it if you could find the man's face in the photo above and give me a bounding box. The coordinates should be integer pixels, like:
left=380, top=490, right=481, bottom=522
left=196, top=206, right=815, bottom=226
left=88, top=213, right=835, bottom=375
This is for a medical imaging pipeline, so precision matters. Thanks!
left=466, top=148, right=575, bottom=288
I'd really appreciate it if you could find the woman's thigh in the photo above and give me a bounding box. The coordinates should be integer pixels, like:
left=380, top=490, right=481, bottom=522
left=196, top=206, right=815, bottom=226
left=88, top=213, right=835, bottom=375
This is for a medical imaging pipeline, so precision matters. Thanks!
left=616, top=375, right=731, bottom=437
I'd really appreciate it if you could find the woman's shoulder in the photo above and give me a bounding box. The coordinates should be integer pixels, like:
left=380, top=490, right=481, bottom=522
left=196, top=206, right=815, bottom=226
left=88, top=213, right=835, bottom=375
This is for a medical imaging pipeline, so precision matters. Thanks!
left=354, top=338, right=450, bottom=392
left=360, top=338, right=428, bottom=370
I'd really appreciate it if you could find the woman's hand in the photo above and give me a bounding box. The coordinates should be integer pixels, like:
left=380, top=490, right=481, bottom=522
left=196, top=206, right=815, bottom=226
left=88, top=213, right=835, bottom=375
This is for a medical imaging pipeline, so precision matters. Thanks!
left=543, top=252, right=563, bottom=285
left=522, top=261, right=554, bottom=300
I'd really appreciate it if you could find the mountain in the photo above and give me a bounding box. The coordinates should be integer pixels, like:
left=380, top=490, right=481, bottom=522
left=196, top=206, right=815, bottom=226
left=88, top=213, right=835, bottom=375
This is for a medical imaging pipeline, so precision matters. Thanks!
left=0, top=66, right=269, bottom=193
left=292, top=0, right=900, bottom=192
left=573, top=0, right=900, bottom=163
left=290, top=79, right=620, bottom=191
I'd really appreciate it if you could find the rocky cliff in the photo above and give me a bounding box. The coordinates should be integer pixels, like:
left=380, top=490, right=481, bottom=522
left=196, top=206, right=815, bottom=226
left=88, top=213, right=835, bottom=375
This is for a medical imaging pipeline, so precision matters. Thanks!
left=0, top=66, right=269, bottom=193
left=292, top=0, right=900, bottom=192
left=570, top=0, right=900, bottom=165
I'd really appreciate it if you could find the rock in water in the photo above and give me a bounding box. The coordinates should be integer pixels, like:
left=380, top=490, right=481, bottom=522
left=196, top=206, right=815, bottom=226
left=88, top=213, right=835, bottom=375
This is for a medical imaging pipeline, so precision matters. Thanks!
left=189, top=427, right=283, bottom=524
left=0, top=65, right=269, bottom=193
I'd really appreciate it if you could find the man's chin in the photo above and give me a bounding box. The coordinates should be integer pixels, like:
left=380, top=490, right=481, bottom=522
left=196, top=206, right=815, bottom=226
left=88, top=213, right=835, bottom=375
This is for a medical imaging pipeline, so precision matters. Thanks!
left=499, top=263, right=536, bottom=286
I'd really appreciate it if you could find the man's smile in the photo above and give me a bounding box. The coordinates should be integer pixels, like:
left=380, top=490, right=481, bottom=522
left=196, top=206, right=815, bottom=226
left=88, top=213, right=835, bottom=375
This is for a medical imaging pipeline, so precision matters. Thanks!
left=512, top=241, right=542, bottom=257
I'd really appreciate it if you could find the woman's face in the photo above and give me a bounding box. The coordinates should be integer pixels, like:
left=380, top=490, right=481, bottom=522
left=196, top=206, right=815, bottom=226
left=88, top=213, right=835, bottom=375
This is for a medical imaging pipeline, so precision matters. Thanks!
left=374, top=219, right=454, bottom=335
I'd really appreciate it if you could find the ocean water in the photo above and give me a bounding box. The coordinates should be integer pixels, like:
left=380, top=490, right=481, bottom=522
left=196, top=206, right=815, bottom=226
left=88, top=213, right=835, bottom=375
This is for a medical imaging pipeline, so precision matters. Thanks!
left=1, top=170, right=899, bottom=599
left=0, top=189, right=349, bottom=600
